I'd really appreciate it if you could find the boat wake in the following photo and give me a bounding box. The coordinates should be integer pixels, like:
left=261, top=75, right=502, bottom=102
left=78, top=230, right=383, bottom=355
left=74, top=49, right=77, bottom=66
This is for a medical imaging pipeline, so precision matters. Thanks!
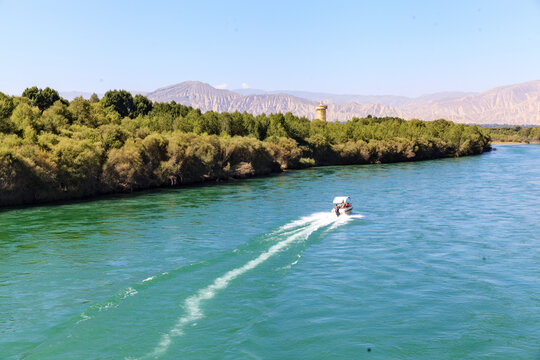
left=140, top=211, right=362, bottom=359
left=75, top=261, right=207, bottom=324
left=24, top=212, right=362, bottom=360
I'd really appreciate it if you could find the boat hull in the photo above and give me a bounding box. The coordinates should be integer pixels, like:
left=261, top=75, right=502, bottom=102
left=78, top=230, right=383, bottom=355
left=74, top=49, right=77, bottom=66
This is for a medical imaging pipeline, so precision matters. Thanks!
left=332, top=207, right=353, bottom=216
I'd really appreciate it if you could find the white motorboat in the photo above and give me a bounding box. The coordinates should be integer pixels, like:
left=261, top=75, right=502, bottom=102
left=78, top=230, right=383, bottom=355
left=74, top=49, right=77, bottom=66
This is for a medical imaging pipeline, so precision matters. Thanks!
left=331, top=196, right=353, bottom=216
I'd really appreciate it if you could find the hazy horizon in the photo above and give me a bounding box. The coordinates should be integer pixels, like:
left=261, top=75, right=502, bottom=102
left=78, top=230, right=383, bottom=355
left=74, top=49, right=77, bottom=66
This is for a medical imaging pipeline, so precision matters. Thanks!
left=20, top=78, right=540, bottom=102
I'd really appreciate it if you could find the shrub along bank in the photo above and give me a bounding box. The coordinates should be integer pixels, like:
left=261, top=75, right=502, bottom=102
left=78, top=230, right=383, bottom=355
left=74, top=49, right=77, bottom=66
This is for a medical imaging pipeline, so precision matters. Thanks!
left=485, top=126, right=540, bottom=143
left=0, top=88, right=491, bottom=207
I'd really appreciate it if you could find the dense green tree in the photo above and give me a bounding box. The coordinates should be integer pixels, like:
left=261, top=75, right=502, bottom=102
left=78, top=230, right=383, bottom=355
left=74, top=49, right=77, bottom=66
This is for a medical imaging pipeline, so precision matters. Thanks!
left=486, top=125, right=540, bottom=143
left=69, top=97, right=93, bottom=127
left=41, top=101, right=71, bottom=133
left=51, top=138, right=102, bottom=194
left=264, top=137, right=302, bottom=169
left=21, top=87, right=40, bottom=101
left=0, top=92, right=16, bottom=133
left=102, top=139, right=145, bottom=191
left=89, top=93, right=100, bottom=103
left=254, top=114, right=270, bottom=140
left=194, top=111, right=221, bottom=135
left=284, top=112, right=310, bottom=142
left=10, top=102, right=42, bottom=135
left=101, top=90, right=134, bottom=118
left=22, top=86, right=63, bottom=111
left=100, top=124, right=130, bottom=150
left=0, top=92, right=15, bottom=120
left=267, top=113, right=288, bottom=138
left=132, top=94, right=153, bottom=118
left=141, top=133, right=169, bottom=182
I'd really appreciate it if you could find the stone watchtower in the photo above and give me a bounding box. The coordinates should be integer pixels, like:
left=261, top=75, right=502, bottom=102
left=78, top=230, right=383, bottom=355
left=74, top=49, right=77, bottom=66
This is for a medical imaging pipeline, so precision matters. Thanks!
left=315, top=100, right=328, bottom=121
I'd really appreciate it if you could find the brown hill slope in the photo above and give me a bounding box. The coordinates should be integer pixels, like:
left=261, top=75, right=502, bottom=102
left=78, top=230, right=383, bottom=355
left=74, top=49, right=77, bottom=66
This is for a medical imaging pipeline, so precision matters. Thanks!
left=148, top=81, right=241, bottom=112
left=147, top=80, right=540, bottom=125
left=407, top=80, right=540, bottom=125
left=148, top=82, right=407, bottom=120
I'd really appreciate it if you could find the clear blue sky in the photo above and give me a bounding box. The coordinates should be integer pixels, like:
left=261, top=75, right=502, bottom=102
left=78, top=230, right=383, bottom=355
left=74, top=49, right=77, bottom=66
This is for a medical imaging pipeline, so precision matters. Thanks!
left=1, top=0, right=539, bottom=96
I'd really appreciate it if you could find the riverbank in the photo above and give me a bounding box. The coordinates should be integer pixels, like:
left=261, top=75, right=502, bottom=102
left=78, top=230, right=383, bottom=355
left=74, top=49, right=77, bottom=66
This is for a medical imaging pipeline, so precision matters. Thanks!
left=0, top=138, right=491, bottom=209
left=2, top=146, right=493, bottom=211
left=491, top=141, right=540, bottom=145
left=485, top=126, right=540, bottom=144
left=0, top=89, right=491, bottom=208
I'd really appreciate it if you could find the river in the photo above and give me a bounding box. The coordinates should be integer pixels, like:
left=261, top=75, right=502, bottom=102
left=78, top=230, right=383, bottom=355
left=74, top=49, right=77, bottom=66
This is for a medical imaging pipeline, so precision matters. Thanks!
left=1, top=145, right=539, bottom=359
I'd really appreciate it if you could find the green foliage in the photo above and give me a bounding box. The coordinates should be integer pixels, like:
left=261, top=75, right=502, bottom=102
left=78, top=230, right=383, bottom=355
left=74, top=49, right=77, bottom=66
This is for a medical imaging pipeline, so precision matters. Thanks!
left=51, top=137, right=102, bottom=194
left=132, top=94, right=153, bottom=118
left=41, top=101, right=71, bottom=133
left=0, top=92, right=16, bottom=133
left=267, top=113, right=288, bottom=138
left=0, top=92, right=15, bottom=120
left=485, top=125, right=540, bottom=143
left=100, top=124, right=130, bottom=150
left=21, top=87, right=40, bottom=102
left=0, top=89, right=492, bottom=207
left=0, top=147, right=39, bottom=204
left=69, top=97, right=100, bottom=128
left=219, top=112, right=248, bottom=136
left=298, top=157, right=316, bottom=168
left=101, top=90, right=134, bottom=118
left=102, top=139, right=145, bottom=191
left=89, top=93, right=100, bottom=103
left=10, top=102, right=42, bottom=135
left=194, top=111, right=221, bottom=135
left=22, top=86, right=64, bottom=111
left=265, top=137, right=302, bottom=169
left=141, top=133, right=168, bottom=180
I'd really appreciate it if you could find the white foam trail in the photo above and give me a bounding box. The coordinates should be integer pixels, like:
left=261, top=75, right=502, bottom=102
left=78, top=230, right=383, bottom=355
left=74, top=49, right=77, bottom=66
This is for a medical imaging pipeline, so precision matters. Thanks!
left=290, top=254, right=301, bottom=266
left=76, top=313, right=91, bottom=324
left=279, top=254, right=301, bottom=270
left=330, top=213, right=364, bottom=230
left=121, top=287, right=138, bottom=299
left=142, top=212, right=358, bottom=359
left=142, top=271, right=168, bottom=284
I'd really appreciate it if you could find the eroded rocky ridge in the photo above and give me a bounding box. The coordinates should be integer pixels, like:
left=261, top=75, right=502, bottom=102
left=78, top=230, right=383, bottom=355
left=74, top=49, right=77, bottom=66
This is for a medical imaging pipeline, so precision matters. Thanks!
left=147, top=80, right=540, bottom=125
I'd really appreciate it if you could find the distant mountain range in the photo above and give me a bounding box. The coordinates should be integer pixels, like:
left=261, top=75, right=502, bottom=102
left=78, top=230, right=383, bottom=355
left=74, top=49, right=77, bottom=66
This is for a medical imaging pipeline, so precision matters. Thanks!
left=63, top=80, right=540, bottom=125
left=232, top=88, right=476, bottom=107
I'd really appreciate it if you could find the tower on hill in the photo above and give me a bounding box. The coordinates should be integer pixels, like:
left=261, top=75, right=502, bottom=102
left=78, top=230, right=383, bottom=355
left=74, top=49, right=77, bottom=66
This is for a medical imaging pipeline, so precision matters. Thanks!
left=315, top=100, right=328, bottom=121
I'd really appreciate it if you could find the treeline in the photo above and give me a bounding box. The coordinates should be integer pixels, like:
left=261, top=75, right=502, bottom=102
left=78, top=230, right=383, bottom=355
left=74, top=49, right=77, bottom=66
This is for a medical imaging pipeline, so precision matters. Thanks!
left=485, top=126, right=540, bottom=143
left=0, top=87, right=491, bottom=207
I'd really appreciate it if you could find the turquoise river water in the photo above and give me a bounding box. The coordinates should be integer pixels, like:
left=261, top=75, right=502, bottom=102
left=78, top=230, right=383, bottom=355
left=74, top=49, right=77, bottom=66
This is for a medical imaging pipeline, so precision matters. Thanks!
left=1, top=145, right=540, bottom=359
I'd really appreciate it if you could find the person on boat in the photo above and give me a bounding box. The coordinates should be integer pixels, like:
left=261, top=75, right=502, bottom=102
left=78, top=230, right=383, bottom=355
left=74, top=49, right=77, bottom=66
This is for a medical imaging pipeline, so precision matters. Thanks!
left=334, top=204, right=340, bottom=216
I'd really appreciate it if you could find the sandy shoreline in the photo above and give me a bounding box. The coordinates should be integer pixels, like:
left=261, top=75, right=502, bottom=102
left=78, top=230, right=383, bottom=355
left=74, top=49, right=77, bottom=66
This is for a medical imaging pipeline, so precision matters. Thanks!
left=491, top=141, right=540, bottom=145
